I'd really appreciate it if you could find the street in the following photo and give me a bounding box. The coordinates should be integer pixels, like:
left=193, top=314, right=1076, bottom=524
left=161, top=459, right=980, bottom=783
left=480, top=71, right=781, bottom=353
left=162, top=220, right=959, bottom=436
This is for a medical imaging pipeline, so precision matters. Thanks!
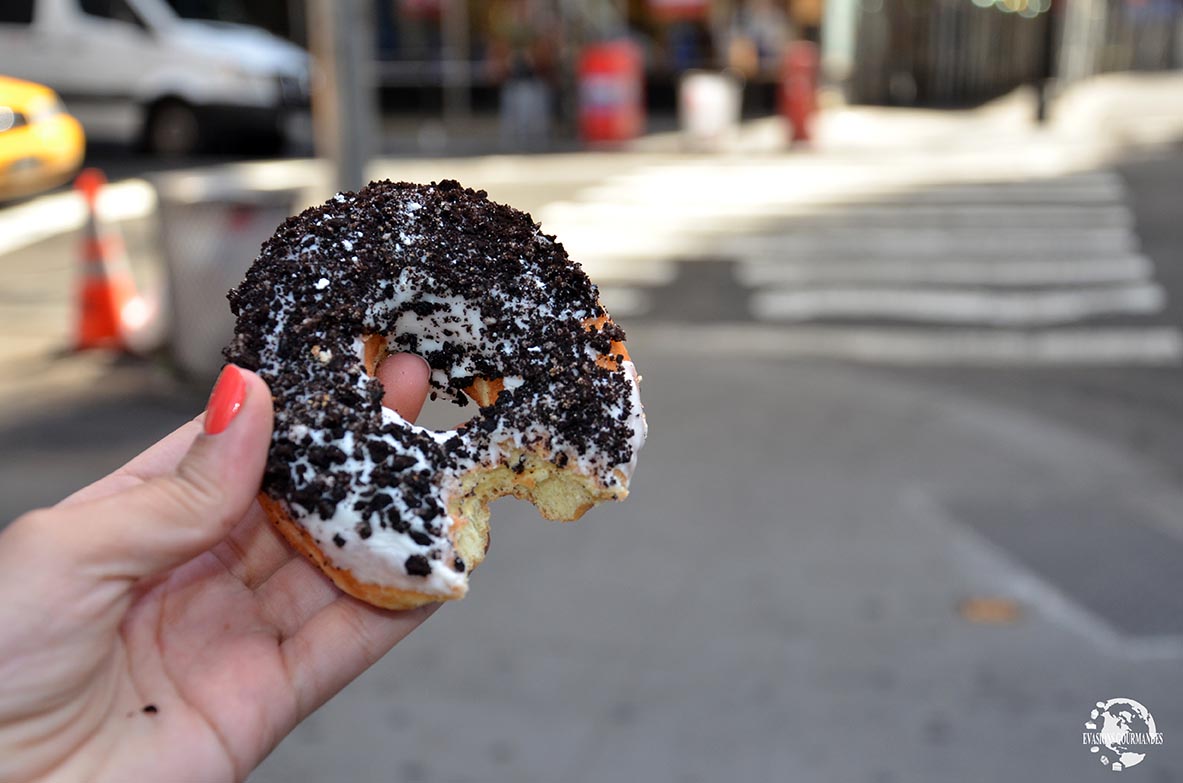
left=2, top=127, right=1183, bottom=781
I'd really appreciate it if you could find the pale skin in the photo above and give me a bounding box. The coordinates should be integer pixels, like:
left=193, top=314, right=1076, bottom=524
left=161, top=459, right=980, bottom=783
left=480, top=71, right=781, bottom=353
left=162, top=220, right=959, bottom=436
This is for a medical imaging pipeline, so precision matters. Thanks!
left=0, top=354, right=433, bottom=783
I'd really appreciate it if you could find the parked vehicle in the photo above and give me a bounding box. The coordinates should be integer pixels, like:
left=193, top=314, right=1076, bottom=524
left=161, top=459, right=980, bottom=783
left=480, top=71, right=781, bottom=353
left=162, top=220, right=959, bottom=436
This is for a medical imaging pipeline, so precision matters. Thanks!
left=0, top=75, right=85, bottom=200
left=0, top=0, right=309, bottom=155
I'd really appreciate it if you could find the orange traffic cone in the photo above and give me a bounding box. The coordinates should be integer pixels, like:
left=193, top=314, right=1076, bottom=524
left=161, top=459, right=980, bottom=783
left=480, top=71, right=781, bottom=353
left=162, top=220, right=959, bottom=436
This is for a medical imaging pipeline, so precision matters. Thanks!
left=73, top=168, right=142, bottom=352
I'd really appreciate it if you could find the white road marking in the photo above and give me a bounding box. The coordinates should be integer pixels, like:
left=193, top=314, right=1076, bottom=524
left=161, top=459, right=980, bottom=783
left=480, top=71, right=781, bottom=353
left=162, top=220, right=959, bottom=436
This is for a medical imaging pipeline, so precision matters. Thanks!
left=738, top=255, right=1153, bottom=287
left=578, top=165, right=1127, bottom=206
left=815, top=182, right=1127, bottom=204
left=719, top=228, right=1137, bottom=256
left=0, top=180, right=156, bottom=258
left=557, top=228, right=1139, bottom=270
left=752, top=283, right=1165, bottom=326
left=595, top=286, right=651, bottom=318
left=553, top=232, right=707, bottom=269
left=542, top=162, right=1137, bottom=265
left=542, top=200, right=1133, bottom=230
left=638, top=323, right=1183, bottom=366
left=582, top=178, right=1128, bottom=206
left=913, top=491, right=1183, bottom=661
left=574, top=257, right=678, bottom=287
left=557, top=159, right=1173, bottom=366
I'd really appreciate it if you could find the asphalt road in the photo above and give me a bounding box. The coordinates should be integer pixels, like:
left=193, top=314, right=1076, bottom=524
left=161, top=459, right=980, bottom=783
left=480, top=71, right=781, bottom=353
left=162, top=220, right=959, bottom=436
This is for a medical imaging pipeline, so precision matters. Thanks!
left=904, top=149, right=1183, bottom=484
left=2, top=141, right=1183, bottom=781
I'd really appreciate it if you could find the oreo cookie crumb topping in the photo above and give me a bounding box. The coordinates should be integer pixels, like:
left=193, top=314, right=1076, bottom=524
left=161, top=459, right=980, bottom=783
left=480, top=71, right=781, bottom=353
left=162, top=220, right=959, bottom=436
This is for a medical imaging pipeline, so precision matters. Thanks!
left=405, top=555, right=431, bottom=576
left=225, top=180, right=645, bottom=593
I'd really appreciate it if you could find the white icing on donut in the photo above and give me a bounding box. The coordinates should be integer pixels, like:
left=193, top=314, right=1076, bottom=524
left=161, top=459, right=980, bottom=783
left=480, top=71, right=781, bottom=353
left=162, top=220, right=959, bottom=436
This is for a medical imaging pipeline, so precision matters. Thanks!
left=227, top=180, right=646, bottom=599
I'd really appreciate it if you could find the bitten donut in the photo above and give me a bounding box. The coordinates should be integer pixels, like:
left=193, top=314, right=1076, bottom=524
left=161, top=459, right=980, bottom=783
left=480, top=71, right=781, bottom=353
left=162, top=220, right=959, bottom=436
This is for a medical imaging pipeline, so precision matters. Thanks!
left=225, top=179, right=646, bottom=609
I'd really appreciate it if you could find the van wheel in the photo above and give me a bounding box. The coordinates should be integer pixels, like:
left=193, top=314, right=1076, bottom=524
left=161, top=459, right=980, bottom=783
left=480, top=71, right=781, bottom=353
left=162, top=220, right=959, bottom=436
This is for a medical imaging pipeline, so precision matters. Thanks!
left=144, top=100, right=202, bottom=156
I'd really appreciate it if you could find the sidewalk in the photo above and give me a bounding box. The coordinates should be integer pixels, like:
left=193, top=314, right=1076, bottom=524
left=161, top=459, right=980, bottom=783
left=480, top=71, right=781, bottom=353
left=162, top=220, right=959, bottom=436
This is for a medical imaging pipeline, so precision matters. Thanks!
left=379, top=71, right=1183, bottom=162
left=628, top=71, right=1183, bottom=164
left=819, top=71, right=1183, bottom=160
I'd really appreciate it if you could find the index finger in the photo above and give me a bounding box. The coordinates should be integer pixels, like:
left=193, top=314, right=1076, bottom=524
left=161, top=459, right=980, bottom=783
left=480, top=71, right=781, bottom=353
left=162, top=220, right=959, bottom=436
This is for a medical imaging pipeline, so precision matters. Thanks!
left=376, top=353, right=430, bottom=422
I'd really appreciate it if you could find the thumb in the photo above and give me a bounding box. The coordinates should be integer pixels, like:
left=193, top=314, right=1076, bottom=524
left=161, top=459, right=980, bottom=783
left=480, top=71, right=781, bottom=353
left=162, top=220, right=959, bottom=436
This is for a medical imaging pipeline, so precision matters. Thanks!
left=68, top=365, right=273, bottom=581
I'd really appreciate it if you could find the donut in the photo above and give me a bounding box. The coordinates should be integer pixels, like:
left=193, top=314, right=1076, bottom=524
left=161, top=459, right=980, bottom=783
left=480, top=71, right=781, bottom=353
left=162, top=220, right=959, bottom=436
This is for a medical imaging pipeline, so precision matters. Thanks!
left=225, top=179, right=646, bottom=609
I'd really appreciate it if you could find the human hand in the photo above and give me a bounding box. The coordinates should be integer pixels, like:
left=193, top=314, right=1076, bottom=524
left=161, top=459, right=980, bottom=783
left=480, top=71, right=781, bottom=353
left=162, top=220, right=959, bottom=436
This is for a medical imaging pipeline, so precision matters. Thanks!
left=0, top=355, right=433, bottom=783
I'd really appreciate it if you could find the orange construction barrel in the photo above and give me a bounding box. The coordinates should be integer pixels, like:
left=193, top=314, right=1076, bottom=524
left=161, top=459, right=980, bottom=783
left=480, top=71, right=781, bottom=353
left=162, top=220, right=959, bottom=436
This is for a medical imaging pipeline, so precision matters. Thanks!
left=578, top=41, right=644, bottom=145
left=780, top=41, right=819, bottom=144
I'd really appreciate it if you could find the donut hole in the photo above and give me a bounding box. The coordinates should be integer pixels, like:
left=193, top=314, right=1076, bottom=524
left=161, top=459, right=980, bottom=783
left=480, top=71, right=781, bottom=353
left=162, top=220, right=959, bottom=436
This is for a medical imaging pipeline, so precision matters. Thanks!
left=413, top=377, right=506, bottom=432
left=363, top=335, right=484, bottom=432
left=415, top=391, right=478, bottom=432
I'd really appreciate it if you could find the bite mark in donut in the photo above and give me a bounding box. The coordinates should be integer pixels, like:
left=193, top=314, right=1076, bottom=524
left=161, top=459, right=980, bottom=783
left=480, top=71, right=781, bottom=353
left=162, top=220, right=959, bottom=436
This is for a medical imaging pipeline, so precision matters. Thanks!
left=226, top=180, right=646, bottom=609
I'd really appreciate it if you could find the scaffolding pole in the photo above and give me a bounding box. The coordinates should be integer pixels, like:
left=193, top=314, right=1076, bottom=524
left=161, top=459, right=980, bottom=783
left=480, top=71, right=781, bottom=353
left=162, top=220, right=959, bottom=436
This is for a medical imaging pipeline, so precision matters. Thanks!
left=309, top=0, right=377, bottom=193
left=442, top=0, right=472, bottom=125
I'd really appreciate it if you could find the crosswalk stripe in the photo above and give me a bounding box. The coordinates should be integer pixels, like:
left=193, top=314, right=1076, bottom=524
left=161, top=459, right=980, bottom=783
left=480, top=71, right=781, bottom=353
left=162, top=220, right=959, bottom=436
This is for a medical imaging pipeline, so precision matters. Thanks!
left=638, top=324, right=1183, bottom=366
left=542, top=201, right=1133, bottom=229
left=738, top=255, right=1153, bottom=287
left=752, top=283, right=1165, bottom=326
left=579, top=167, right=1128, bottom=205
left=550, top=160, right=1176, bottom=366
left=575, top=257, right=678, bottom=286
left=582, top=180, right=1128, bottom=206
left=811, top=183, right=1126, bottom=205
left=559, top=229, right=1138, bottom=269
left=718, top=229, right=1138, bottom=256
left=596, top=286, right=652, bottom=318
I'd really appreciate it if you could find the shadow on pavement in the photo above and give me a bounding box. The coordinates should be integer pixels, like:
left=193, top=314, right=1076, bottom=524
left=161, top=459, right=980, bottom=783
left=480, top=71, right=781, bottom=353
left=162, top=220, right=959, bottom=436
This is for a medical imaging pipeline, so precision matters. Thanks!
left=0, top=357, right=204, bottom=517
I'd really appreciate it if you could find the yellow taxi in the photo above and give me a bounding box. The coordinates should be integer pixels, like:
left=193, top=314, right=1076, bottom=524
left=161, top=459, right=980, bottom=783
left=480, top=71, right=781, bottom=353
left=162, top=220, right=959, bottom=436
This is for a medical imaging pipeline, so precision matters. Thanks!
left=0, top=76, right=85, bottom=201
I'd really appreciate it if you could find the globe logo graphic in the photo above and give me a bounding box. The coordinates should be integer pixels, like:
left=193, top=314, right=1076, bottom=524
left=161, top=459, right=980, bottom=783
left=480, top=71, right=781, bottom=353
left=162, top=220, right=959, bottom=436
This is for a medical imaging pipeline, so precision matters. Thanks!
left=1083, top=699, right=1163, bottom=771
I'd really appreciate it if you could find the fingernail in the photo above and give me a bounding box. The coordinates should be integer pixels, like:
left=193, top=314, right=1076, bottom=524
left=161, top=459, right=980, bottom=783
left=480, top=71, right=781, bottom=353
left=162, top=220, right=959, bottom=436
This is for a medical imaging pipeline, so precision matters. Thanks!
left=205, top=365, right=246, bottom=435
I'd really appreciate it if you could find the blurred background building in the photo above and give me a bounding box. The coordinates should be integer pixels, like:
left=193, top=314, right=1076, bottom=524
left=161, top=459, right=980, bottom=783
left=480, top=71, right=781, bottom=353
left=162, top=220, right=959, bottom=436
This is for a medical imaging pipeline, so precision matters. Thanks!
left=172, top=0, right=1183, bottom=109
left=3, top=0, right=1181, bottom=165
left=830, top=0, right=1182, bottom=106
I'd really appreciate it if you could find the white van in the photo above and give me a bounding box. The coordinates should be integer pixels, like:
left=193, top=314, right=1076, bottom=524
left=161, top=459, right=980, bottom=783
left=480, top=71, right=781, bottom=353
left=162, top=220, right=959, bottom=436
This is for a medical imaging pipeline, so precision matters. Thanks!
left=0, top=0, right=310, bottom=155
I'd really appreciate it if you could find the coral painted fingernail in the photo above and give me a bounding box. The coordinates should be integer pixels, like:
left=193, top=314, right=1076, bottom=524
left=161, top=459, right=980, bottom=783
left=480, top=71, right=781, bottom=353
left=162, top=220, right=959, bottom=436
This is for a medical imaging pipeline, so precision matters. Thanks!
left=205, top=365, right=246, bottom=435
